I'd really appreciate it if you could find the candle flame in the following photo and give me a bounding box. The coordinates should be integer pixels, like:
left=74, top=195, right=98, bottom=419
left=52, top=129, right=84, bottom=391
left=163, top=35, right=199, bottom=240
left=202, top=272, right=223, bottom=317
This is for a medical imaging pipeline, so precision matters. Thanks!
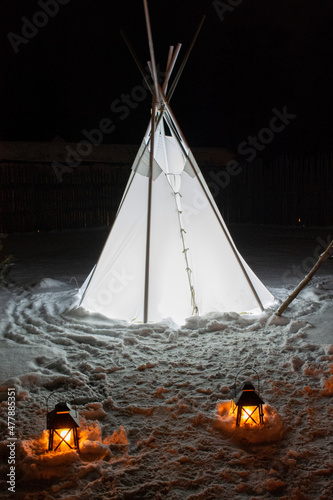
left=60, top=429, right=71, bottom=440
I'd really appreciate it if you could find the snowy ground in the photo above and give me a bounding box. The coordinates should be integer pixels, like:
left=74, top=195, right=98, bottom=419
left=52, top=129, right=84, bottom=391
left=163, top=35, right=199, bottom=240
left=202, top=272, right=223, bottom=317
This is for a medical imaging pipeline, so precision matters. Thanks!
left=0, top=225, right=332, bottom=500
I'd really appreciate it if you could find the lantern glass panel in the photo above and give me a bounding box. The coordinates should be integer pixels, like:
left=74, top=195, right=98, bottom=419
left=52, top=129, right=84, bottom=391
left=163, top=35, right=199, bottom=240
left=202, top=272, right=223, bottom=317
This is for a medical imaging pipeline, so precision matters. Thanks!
left=53, top=428, right=75, bottom=450
left=238, top=406, right=261, bottom=426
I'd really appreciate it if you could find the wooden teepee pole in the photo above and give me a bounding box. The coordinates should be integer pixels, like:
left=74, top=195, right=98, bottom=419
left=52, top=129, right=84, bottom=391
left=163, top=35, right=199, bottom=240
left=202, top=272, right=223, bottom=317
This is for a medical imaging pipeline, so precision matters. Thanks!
left=143, top=0, right=160, bottom=103
left=275, top=240, right=333, bottom=317
left=143, top=95, right=156, bottom=323
left=162, top=44, right=182, bottom=93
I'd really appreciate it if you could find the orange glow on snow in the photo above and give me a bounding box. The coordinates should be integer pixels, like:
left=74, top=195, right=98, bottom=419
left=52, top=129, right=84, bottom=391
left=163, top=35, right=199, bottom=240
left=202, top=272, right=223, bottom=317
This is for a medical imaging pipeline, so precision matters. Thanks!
left=38, top=430, right=50, bottom=448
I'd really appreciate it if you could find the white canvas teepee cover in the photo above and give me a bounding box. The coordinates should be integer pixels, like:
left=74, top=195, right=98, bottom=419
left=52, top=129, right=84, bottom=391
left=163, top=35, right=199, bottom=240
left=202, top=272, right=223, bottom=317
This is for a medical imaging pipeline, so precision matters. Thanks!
left=79, top=111, right=274, bottom=324
left=79, top=1, right=273, bottom=323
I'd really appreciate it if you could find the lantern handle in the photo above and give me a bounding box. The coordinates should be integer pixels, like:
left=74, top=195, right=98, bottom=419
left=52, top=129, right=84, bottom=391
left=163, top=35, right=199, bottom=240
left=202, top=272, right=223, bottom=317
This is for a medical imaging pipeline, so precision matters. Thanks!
left=234, top=367, right=261, bottom=398
left=46, top=388, right=78, bottom=414
left=46, top=389, right=65, bottom=414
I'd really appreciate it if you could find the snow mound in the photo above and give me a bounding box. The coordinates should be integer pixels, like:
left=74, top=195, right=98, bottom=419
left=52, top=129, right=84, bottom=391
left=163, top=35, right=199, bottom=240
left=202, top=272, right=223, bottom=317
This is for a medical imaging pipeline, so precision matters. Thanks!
left=38, top=278, right=68, bottom=289
left=215, top=401, right=284, bottom=444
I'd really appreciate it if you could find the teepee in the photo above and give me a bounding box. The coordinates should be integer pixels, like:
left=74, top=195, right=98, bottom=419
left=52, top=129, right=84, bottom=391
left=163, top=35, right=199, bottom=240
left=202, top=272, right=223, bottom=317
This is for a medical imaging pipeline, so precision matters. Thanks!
left=79, top=1, right=274, bottom=324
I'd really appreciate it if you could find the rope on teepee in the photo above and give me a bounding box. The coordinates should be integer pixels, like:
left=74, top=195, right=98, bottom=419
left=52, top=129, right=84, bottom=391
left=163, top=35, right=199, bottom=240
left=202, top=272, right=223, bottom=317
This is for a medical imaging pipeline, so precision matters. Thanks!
left=175, top=203, right=199, bottom=316
left=159, top=116, right=199, bottom=317
left=190, top=286, right=198, bottom=315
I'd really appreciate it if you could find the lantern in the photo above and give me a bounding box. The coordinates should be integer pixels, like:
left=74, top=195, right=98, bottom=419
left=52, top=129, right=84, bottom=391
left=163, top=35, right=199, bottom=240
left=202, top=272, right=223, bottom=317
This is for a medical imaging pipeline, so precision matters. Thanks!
left=46, top=401, right=80, bottom=452
left=232, top=369, right=265, bottom=427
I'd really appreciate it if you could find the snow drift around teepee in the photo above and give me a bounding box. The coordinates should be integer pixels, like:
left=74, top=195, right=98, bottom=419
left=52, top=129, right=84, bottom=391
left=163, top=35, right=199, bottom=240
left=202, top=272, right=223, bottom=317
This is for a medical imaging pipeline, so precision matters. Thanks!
left=78, top=2, right=274, bottom=324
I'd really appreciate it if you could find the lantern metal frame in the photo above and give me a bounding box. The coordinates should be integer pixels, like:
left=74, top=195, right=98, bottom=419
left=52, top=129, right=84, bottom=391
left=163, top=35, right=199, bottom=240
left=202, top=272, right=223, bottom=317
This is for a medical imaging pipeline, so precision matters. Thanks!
left=46, top=391, right=80, bottom=452
left=232, top=368, right=265, bottom=427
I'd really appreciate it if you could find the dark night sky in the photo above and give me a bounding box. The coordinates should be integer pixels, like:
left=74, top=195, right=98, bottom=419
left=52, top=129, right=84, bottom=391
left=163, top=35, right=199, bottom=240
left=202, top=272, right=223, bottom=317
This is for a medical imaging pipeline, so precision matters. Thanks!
left=1, top=0, right=333, bottom=155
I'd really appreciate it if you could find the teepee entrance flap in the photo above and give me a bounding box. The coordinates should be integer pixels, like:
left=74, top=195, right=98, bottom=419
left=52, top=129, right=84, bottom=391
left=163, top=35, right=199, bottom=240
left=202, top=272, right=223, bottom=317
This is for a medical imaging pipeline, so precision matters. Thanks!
left=132, top=139, right=162, bottom=180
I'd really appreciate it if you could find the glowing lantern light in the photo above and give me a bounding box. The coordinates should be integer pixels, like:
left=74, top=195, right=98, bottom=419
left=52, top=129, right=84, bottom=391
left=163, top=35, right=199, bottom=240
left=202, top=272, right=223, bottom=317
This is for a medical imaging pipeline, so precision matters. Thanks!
left=46, top=401, right=80, bottom=452
left=232, top=369, right=265, bottom=427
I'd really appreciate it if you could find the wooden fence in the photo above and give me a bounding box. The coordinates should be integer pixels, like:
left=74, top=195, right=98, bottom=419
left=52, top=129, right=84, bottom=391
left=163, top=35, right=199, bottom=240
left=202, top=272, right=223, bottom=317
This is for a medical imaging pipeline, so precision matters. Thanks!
left=0, top=162, right=129, bottom=233
left=212, top=152, right=333, bottom=227
left=0, top=151, right=332, bottom=233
